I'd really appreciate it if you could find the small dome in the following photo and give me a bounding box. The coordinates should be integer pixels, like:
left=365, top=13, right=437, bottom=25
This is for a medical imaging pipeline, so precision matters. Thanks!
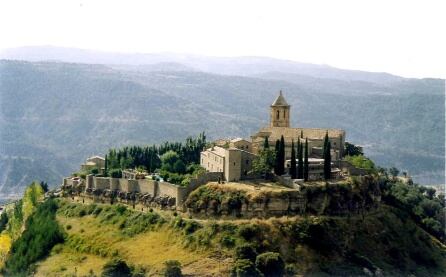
left=271, top=90, right=289, bottom=106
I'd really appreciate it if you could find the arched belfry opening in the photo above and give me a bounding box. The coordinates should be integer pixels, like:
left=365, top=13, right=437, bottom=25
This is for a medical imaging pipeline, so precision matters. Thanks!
left=270, top=90, right=290, bottom=127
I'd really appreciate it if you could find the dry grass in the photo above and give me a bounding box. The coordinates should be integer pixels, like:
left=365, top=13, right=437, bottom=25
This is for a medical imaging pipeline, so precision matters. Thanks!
left=35, top=250, right=107, bottom=277
left=35, top=210, right=232, bottom=276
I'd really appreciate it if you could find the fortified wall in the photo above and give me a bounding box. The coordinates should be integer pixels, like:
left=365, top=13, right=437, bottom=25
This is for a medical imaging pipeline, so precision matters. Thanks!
left=74, top=172, right=223, bottom=208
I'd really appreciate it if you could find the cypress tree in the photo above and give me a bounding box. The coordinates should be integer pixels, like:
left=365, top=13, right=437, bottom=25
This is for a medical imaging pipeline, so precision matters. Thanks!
left=279, top=135, right=285, bottom=175
left=104, top=154, right=108, bottom=176
left=290, top=140, right=297, bottom=178
left=274, top=140, right=281, bottom=175
left=323, top=132, right=331, bottom=180
left=263, top=136, right=269, bottom=149
left=304, top=138, right=309, bottom=181
left=298, top=139, right=304, bottom=179
left=300, top=130, right=303, bottom=138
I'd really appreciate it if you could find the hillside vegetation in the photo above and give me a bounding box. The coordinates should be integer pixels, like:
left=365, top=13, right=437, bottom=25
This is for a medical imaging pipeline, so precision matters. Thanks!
left=0, top=175, right=444, bottom=276
left=0, top=59, right=444, bottom=195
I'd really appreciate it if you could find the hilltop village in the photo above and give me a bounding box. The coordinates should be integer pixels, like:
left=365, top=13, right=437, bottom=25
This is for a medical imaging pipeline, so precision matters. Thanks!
left=62, top=91, right=374, bottom=216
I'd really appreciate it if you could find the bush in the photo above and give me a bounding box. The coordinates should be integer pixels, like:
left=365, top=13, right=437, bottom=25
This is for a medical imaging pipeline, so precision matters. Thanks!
left=238, top=224, right=260, bottom=241
left=230, top=259, right=261, bottom=277
left=235, top=244, right=258, bottom=262
left=163, top=260, right=182, bottom=277
left=255, top=252, right=285, bottom=277
left=66, top=224, right=72, bottom=230
left=220, top=235, right=236, bottom=248
left=183, top=220, right=201, bottom=234
left=101, top=259, right=131, bottom=277
left=109, top=169, right=122, bottom=178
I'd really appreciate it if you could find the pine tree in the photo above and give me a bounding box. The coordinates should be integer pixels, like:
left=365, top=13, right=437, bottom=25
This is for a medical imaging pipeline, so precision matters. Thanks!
left=298, top=139, right=304, bottom=179
left=279, top=136, right=285, bottom=175
left=274, top=140, right=281, bottom=175
left=304, top=138, right=309, bottom=181
left=263, top=137, right=270, bottom=149
left=290, top=140, right=296, bottom=178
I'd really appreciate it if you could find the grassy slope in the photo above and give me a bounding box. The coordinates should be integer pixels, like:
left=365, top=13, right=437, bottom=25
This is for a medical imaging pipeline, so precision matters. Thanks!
left=34, top=199, right=446, bottom=276
left=35, top=200, right=232, bottom=276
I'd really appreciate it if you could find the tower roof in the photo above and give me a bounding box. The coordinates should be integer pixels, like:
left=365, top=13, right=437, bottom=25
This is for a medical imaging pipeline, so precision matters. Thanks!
left=271, top=90, right=289, bottom=106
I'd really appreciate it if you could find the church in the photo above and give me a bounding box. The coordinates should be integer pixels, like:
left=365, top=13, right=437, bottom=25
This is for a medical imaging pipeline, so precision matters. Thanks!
left=251, top=91, right=346, bottom=161
left=201, top=90, right=346, bottom=181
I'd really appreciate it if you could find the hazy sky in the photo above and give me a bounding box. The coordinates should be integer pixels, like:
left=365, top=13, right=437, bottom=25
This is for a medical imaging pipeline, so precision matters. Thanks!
left=1, top=0, right=445, bottom=78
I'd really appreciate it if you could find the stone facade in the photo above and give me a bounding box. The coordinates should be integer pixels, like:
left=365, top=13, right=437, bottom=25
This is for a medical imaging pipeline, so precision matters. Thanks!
left=251, top=91, right=346, bottom=160
left=201, top=145, right=257, bottom=182
left=80, top=155, right=105, bottom=171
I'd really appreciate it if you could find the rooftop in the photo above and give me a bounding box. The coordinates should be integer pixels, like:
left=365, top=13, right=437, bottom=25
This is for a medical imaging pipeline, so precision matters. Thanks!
left=271, top=90, right=289, bottom=106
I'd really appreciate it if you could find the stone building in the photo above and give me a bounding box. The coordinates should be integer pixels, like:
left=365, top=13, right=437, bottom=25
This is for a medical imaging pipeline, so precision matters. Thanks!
left=251, top=91, right=346, bottom=161
left=200, top=145, right=257, bottom=182
left=80, top=155, right=105, bottom=171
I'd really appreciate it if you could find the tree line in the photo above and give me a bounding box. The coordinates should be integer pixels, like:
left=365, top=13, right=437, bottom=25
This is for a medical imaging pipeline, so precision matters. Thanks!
left=104, top=133, right=206, bottom=175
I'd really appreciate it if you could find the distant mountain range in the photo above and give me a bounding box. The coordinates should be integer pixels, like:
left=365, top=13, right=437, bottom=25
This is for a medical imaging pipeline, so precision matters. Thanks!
left=0, top=46, right=444, bottom=194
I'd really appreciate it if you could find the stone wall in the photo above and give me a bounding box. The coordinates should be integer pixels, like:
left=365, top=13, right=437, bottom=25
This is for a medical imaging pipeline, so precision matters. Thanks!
left=83, top=172, right=222, bottom=208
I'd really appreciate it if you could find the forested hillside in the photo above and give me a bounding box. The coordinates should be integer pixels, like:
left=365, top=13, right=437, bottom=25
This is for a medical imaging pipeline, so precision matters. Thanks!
left=0, top=58, right=444, bottom=195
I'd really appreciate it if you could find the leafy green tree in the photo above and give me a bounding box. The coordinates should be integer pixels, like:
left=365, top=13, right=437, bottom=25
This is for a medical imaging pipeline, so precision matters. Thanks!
left=304, top=138, right=309, bottom=181
left=163, top=260, right=182, bottom=277
left=109, top=168, right=122, bottom=178
left=344, top=142, right=363, bottom=156
left=290, top=140, right=296, bottom=179
left=255, top=252, right=285, bottom=277
left=252, top=149, right=276, bottom=179
left=173, top=160, right=186, bottom=174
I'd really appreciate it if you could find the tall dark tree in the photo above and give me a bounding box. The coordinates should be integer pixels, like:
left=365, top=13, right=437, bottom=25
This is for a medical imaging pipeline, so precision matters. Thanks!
left=279, top=136, right=285, bottom=175
left=297, top=139, right=304, bottom=179
left=300, top=130, right=303, bottom=138
left=263, top=136, right=270, bottom=149
left=290, top=140, right=296, bottom=179
left=323, top=132, right=331, bottom=180
left=304, top=138, right=309, bottom=181
left=104, top=154, right=108, bottom=176
left=274, top=140, right=281, bottom=175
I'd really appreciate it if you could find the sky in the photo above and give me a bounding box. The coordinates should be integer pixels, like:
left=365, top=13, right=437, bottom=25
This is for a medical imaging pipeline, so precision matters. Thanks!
left=0, top=0, right=445, bottom=78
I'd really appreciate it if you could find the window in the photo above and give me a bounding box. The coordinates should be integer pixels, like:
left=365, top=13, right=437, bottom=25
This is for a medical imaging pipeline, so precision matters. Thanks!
left=234, top=162, right=236, bottom=166
left=246, top=160, right=249, bottom=165
left=276, top=110, right=279, bottom=119
left=283, top=110, right=286, bottom=118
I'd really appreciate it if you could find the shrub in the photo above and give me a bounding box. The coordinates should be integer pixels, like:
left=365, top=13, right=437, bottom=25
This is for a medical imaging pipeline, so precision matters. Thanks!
left=235, top=244, right=258, bottom=262
left=163, top=260, right=182, bottom=277
left=66, top=224, right=72, bottom=230
left=230, top=259, right=261, bottom=277
left=101, top=259, right=131, bottom=277
left=238, top=224, right=260, bottom=241
left=255, top=252, right=285, bottom=277
left=220, top=235, right=236, bottom=248
left=109, top=169, right=122, bottom=178
left=183, top=220, right=201, bottom=234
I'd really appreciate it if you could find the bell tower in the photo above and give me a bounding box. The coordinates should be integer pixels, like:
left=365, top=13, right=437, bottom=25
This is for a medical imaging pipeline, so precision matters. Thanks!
left=270, top=90, right=290, bottom=127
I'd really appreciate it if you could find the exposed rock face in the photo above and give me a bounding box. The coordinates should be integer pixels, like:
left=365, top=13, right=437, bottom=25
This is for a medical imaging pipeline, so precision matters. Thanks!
left=185, top=177, right=382, bottom=218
